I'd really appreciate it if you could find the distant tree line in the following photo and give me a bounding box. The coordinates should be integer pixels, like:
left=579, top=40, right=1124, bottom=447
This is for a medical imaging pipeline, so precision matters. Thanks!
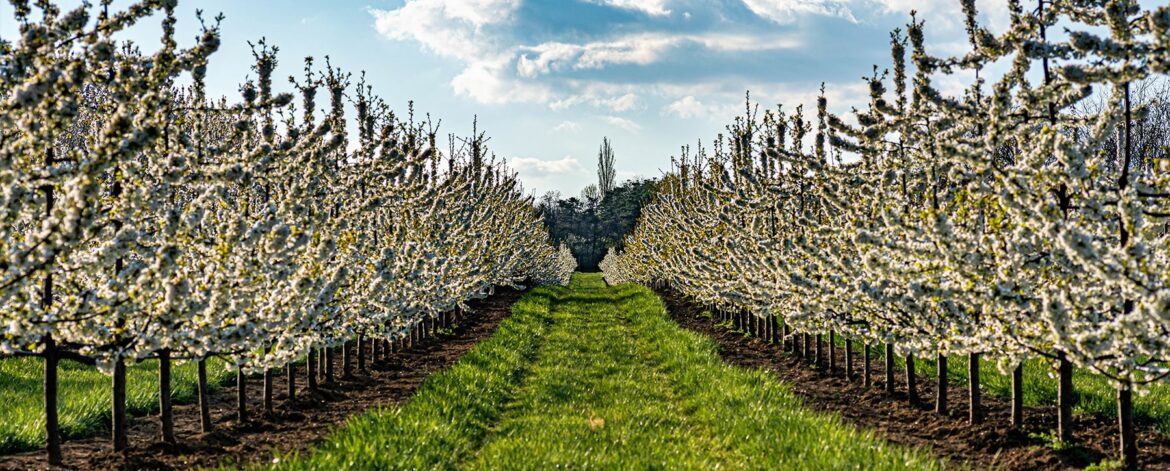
left=537, top=138, right=658, bottom=271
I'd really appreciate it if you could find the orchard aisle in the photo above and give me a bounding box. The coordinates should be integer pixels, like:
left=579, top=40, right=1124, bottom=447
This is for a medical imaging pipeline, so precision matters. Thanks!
left=278, top=273, right=944, bottom=470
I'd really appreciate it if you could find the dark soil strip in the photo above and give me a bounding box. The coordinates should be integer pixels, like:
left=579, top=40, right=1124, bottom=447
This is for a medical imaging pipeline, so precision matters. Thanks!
left=0, top=288, right=524, bottom=471
left=658, top=288, right=1170, bottom=470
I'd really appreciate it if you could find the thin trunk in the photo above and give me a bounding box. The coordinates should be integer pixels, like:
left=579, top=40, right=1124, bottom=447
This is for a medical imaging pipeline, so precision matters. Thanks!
left=1011, top=363, right=1023, bottom=427
left=44, top=335, right=61, bottom=465
left=112, top=358, right=127, bottom=451
left=159, top=350, right=175, bottom=443
left=306, top=348, right=317, bottom=391
left=935, top=353, right=947, bottom=415
left=342, top=340, right=353, bottom=378
left=803, top=333, right=811, bottom=359
left=845, top=338, right=854, bottom=381
left=906, top=354, right=918, bottom=404
left=237, top=364, right=247, bottom=423
left=970, top=352, right=982, bottom=424
left=263, top=364, right=273, bottom=416
left=287, top=361, right=296, bottom=403
left=828, top=331, right=837, bottom=374
left=197, top=359, right=212, bottom=433
left=884, top=343, right=895, bottom=394
left=317, top=346, right=326, bottom=383
left=783, top=323, right=791, bottom=352
left=41, top=161, right=61, bottom=465
left=1058, top=351, right=1074, bottom=442
left=325, top=347, right=335, bottom=383
left=815, top=334, right=823, bottom=367
left=358, top=335, right=367, bottom=372
left=864, top=343, right=872, bottom=388
left=1119, top=385, right=1137, bottom=469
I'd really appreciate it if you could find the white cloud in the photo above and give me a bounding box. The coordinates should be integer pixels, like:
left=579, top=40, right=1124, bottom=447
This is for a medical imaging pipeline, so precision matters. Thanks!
left=551, top=91, right=639, bottom=112
left=742, top=0, right=857, bottom=24
left=451, top=59, right=552, bottom=105
left=664, top=95, right=705, bottom=118
left=509, top=156, right=587, bottom=176
left=604, top=116, right=642, bottom=132
left=370, top=0, right=519, bottom=62
left=517, top=33, right=798, bottom=79
left=593, top=0, right=671, bottom=16
left=553, top=121, right=581, bottom=132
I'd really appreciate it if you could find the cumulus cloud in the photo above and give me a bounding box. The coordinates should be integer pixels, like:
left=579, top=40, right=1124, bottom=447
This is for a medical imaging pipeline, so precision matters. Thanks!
left=370, top=0, right=1002, bottom=124
left=604, top=116, right=642, bottom=132
left=370, top=0, right=814, bottom=111
left=590, top=0, right=671, bottom=16
left=663, top=95, right=705, bottom=118
left=742, top=0, right=857, bottom=24
left=509, top=156, right=587, bottom=177
left=370, top=0, right=518, bottom=62
left=553, top=121, right=581, bottom=132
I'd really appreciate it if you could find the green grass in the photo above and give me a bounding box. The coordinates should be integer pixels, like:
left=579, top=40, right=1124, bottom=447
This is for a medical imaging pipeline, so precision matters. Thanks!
left=0, top=356, right=234, bottom=454
left=269, top=273, right=946, bottom=470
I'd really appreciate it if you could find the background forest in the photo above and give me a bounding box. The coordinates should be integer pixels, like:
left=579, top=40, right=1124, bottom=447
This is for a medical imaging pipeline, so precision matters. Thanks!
left=537, top=138, right=658, bottom=271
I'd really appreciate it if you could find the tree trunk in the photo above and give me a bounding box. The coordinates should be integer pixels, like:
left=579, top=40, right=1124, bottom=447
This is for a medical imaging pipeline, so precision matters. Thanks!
left=287, top=361, right=296, bottom=403
left=113, top=358, right=127, bottom=451
left=783, top=323, right=791, bottom=352
left=1119, top=385, right=1137, bottom=469
left=906, top=354, right=918, bottom=404
left=306, top=348, right=317, bottom=391
left=884, top=343, right=895, bottom=394
left=44, top=335, right=61, bottom=465
left=1058, top=351, right=1074, bottom=442
left=828, top=331, right=837, bottom=374
left=803, top=333, right=811, bottom=359
left=1011, top=363, right=1023, bottom=428
left=342, top=340, right=353, bottom=379
left=320, top=345, right=328, bottom=383
left=263, top=366, right=274, bottom=416
left=815, top=334, right=823, bottom=368
left=237, top=365, right=248, bottom=423
left=159, top=350, right=175, bottom=443
left=358, top=335, right=367, bottom=372
left=197, top=359, right=212, bottom=433
left=864, top=343, right=872, bottom=388
left=372, top=336, right=380, bottom=364
left=935, top=353, right=947, bottom=415
left=325, top=347, right=335, bottom=383
left=970, top=352, right=982, bottom=424
left=845, top=338, right=854, bottom=381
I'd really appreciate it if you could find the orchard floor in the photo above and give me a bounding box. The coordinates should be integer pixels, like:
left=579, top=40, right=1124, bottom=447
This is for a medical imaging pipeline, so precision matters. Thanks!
left=0, top=288, right=524, bottom=471
left=270, top=273, right=942, bottom=470
left=661, top=289, right=1170, bottom=471
left=18, top=273, right=1155, bottom=470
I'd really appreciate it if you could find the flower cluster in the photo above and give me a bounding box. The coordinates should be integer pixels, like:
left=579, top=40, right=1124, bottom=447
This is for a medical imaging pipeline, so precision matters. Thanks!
left=0, top=1, right=573, bottom=376
left=604, top=2, right=1170, bottom=460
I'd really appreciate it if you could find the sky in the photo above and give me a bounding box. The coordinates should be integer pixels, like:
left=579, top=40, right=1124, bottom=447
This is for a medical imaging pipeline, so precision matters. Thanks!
left=2, top=0, right=1031, bottom=197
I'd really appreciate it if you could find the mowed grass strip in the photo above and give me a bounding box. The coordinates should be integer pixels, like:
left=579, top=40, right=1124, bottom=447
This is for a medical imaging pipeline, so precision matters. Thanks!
left=0, top=356, right=234, bottom=454
left=266, top=287, right=557, bottom=470
left=273, top=273, right=944, bottom=470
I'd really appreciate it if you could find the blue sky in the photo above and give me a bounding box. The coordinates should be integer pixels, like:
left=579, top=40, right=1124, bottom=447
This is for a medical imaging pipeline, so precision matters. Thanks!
left=2, top=0, right=1025, bottom=197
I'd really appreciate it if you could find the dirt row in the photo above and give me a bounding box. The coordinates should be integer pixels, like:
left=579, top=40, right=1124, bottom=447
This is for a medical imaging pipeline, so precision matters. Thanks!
left=0, top=288, right=523, bottom=471
left=658, top=288, right=1170, bottom=470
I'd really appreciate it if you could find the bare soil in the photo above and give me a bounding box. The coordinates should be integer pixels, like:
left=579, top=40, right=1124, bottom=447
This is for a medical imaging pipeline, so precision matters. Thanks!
left=0, top=288, right=523, bottom=471
left=658, top=287, right=1170, bottom=470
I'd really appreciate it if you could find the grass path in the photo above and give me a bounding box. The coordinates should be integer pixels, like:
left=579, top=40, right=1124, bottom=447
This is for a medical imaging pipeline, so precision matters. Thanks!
left=274, top=273, right=945, bottom=470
